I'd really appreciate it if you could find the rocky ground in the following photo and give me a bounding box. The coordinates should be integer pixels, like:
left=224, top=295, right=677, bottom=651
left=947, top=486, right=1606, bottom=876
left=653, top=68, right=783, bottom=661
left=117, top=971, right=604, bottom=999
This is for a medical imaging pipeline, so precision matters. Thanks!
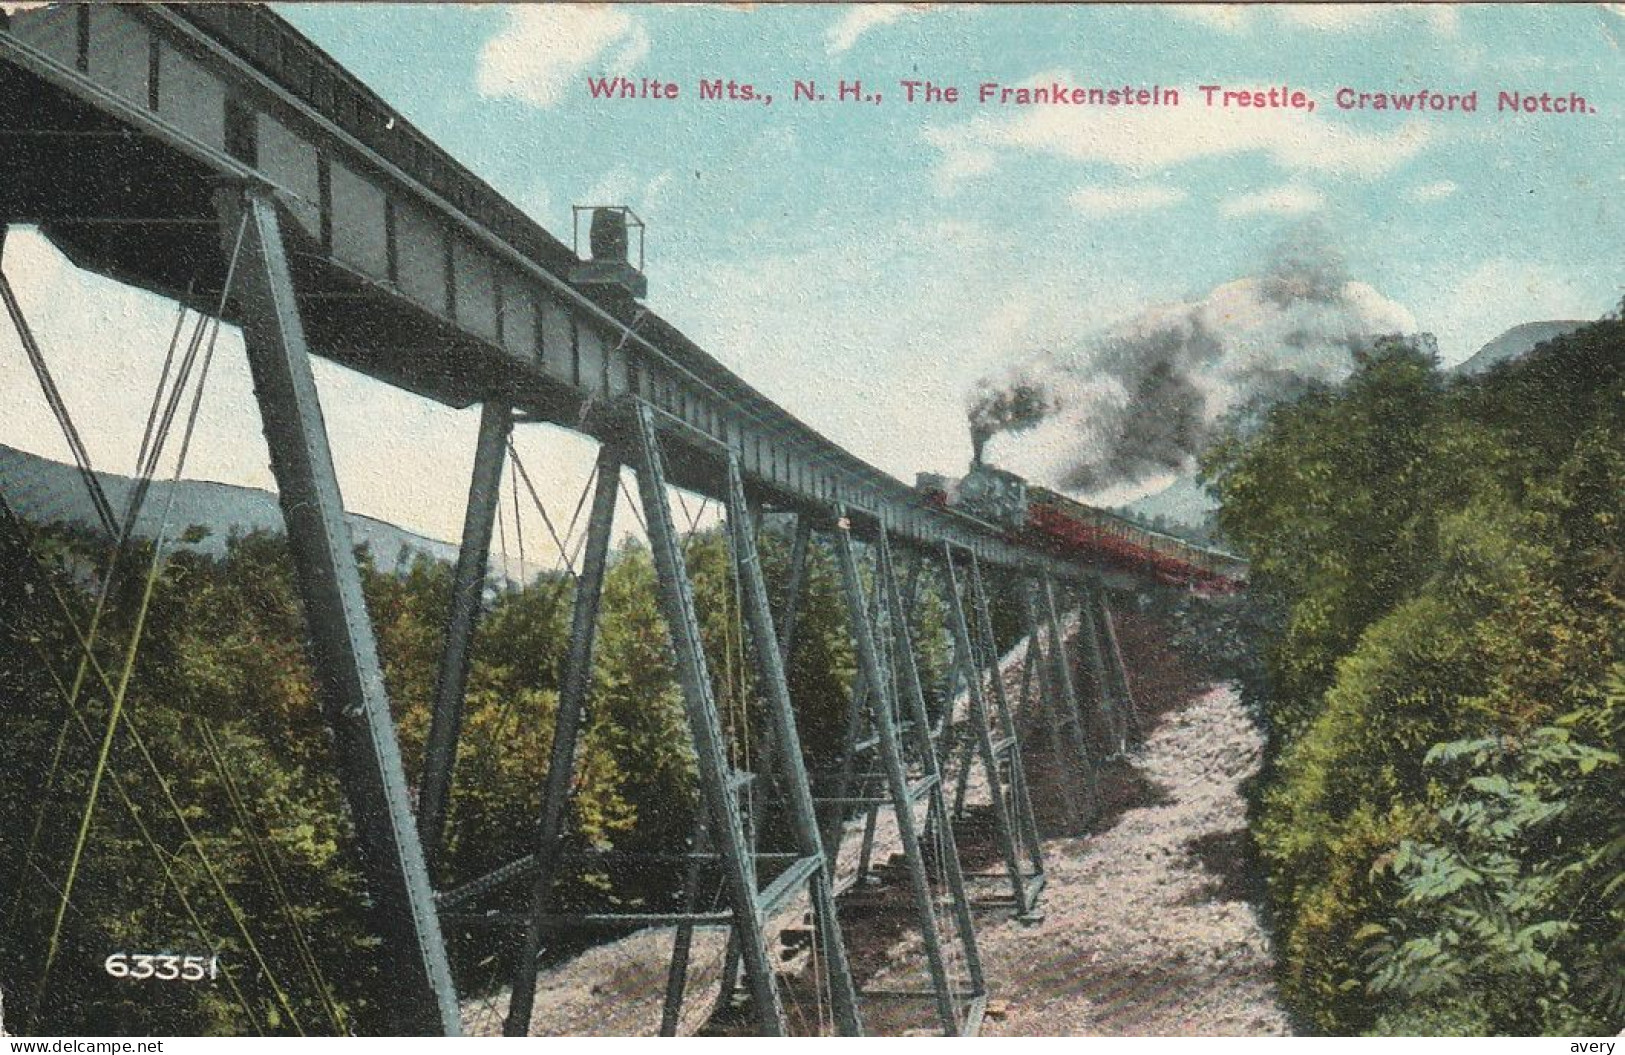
left=466, top=615, right=1291, bottom=1037
left=970, top=682, right=1290, bottom=1036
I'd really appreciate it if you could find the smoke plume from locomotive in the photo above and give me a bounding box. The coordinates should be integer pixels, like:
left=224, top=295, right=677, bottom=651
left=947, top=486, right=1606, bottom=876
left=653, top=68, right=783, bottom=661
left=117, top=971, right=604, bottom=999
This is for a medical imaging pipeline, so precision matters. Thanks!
left=966, top=224, right=1419, bottom=495
left=968, top=379, right=1053, bottom=464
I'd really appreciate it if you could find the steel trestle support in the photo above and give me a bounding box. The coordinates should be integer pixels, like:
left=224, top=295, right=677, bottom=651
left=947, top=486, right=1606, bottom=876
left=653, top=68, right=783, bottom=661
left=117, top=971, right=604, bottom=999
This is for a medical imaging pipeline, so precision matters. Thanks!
left=1094, top=589, right=1142, bottom=746
left=420, top=399, right=513, bottom=870
left=221, top=189, right=460, bottom=1036
left=937, top=546, right=1046, bottom=920
left=968, top=558, right=1046, bottom=906
left=629, top=402, right=786, bottom=1035
left=723, top=454, right=862, bottom=1035
left=1018, top=580, right=1096, bottom=827
left=832, top=518, right=984, bottom=1035
left=500, top=442, right=622, bottom=1036
left=1076, top=583, right=1126, bottom=758
left=1042, top=575, right=1102, bottom=813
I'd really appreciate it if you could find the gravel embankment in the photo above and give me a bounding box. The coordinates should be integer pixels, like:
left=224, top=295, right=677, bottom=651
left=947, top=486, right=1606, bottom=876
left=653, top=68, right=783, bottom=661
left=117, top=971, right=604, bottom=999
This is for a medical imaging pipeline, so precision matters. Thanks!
left=469, top=622, right=1291, bottom=1037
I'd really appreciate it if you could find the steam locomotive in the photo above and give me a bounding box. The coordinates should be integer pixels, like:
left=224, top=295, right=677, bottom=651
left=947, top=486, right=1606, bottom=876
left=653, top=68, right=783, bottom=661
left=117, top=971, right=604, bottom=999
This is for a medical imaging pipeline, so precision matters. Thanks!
left=916, top=463, right=1248, bottom=592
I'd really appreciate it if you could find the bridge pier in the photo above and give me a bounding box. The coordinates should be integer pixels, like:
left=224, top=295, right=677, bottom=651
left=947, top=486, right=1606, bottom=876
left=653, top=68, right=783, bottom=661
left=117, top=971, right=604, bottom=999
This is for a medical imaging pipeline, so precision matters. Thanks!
left=832, top=520, right=984, bottom=1035
left=419, top=399, right=512, bottom=872
left=629, top=404, right=787, bottom=1035
left=724, top=455, right=862, bottom=1035
left=876, top=532, right=986, bottom=1005
left=1020, top=580, right=1092, bottom=827
left=502, top=443, right=620, bottom=1036
left=1095, top=591, right=1143, bottom=745
left=1078, top=584, right=1140, bottom=757
left=938, top=549, right=1045, bottom=921
left=223, top=188, right=460, bottom=1036
left=1042, top=576, right=1102, bottom=814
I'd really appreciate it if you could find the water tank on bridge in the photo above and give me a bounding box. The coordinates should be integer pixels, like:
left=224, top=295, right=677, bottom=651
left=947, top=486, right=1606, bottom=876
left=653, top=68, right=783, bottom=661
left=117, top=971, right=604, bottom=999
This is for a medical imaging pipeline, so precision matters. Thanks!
left=571, top=205, right=648, bottom=298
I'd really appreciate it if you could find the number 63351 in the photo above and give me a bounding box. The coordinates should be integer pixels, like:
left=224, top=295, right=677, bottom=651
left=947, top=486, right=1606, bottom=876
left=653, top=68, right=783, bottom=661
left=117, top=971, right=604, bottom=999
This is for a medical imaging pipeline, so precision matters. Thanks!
left=104, top=952, right=220, bottom=982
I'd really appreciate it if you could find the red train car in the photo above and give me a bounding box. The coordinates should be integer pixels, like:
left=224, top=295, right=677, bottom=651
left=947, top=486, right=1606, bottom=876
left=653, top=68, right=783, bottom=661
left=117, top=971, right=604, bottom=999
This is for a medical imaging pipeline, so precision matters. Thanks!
left=917, top=465, right=1247, bottom=592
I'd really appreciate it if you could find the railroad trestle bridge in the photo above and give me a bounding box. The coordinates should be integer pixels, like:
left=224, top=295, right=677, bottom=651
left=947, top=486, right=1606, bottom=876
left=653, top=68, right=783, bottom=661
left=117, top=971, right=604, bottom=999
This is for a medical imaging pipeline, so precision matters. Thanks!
left=1, top=4, right=1239, bottom=1036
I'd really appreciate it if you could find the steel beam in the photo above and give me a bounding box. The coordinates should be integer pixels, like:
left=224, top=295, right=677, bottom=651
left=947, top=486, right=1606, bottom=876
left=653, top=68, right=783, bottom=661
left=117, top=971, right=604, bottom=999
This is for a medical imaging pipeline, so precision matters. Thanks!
left=776, top=516, right=813, bottom=660
left=939, top=546, right=1031, bottom=916
left=833, top=519, right=963, bottom=1035
left=504, top=444, right=621, bottom=1036
left=661, top=817, right=712, bottom=1036
left=419, top=399, right=512, bottom=869
left=1077, top=584, right=1121, bottom=757
left=969, top=559, right=1045, bottom=883
left=631, top=403, right=786, bottom=1036
left=1042, top=575, right=1100, bottom=813
left=878, top=532, right=985, bottom=996
left=223, top=188, right=458, bottom=1036
left=1018, top=582, right=1083, bottom=827
left=817, top=564, right=880, bottom=868
left=726, top=456, right=863, bottom=1035
left=1096, top=591, right=1142, bottom=746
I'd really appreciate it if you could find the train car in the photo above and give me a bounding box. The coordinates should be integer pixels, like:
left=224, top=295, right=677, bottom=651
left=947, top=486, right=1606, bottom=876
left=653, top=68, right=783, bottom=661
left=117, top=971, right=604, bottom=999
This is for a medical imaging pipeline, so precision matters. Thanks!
left=917, top=463, right=1247, bottom=592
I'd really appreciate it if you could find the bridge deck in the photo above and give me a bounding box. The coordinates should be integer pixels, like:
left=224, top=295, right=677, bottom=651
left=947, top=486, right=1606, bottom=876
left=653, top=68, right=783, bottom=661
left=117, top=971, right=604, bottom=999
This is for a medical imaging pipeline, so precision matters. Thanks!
left=0, top=3, right=1225, bottom=587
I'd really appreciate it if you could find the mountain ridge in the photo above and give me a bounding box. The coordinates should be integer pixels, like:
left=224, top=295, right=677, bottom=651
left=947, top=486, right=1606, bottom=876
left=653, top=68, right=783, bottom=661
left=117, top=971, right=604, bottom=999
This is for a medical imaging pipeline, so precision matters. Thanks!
left=0, top=443, right=460, bottom=572
left=1124, top=318, right=1591, bottom=529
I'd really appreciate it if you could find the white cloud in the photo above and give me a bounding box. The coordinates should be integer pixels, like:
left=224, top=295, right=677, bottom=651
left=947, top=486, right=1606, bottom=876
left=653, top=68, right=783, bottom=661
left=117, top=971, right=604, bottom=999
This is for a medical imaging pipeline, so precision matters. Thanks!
left=825, top=5, right=926, bottom=55
left=1276, top=3, right=1459, bottom=35
left=476, top=6, right=650, bottom=108
left=1405, top=179, right=1458, bottom=204
left=1070, top=184, right=1188, bottom=217
left=1422, top=259, right=1603, bottom=365
left=581, top=166, right=674, bottom=215
left=658, top=217, right=1143, bottom=481
left=1171, top=4, right=1459, bottom=35
left=930, top=142, right=998, bottom=195
left=1220, top=184, right=1325, bottom=218
left=925, top=77, right=1432, bottom=191
left=1165, top=5, right=1250, bottom=32
left=1274, top=5, right=1387, bottom=31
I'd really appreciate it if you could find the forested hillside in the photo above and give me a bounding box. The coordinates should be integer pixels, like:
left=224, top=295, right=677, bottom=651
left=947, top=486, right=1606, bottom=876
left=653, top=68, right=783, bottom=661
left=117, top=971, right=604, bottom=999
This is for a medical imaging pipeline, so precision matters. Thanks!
left=0, top=510, right=955, bottom=1035
left=1201, top=313, right=1623, bottom=1035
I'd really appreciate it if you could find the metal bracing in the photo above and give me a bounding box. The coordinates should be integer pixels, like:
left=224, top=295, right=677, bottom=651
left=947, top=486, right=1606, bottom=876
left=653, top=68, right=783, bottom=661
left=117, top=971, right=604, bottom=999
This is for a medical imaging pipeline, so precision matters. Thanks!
left=1018, top=581, right=1092, bottom=828
left=222, top=188, right=459, bottom=1036
left=724, top=455, right=863, bottom=1035
left=776, top=517, right=813, bottom=659
left=876, top=532, right=986, bottom=998
left=629, top=402, right=787, bottom=1035
left=815, top=566, right=882, bottom=878
left=937, top=545, right=1045, bottom=920
left=661, top=815, right=717, bottom=1037
left=968, top=558, right=1046, bottom=887
left=815, top=543, right=933, bottom=895
left=502, top=443, right=621, bottom=1036
left=1076, top=583, right=1123, bottom=758
left=420, top=399, right=513, bottom=870
left=832, top=518, right=982, bottom=1035
left=664, top=494, right=862, bottom=1034
left=1042, top=575, right=1101, bottom=814
left=1095, top=590, right=1143, bottom=746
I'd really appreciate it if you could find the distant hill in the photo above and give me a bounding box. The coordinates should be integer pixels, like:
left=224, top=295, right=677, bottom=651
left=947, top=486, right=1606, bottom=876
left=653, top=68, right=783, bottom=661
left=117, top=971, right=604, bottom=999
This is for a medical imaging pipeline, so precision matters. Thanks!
left=1122, top=474, right=1217, bottom=535
left=1122, top=320, right=1596, bottom=533
left=1452, top=320, right=1589, bottom=376
left=0, top=443, right=459, bottom=573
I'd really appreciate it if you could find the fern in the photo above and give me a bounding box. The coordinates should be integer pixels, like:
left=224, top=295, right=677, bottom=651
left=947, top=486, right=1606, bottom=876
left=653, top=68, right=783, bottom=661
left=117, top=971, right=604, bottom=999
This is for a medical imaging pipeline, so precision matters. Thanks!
left=1366, top=716, right=1620, bottom=1034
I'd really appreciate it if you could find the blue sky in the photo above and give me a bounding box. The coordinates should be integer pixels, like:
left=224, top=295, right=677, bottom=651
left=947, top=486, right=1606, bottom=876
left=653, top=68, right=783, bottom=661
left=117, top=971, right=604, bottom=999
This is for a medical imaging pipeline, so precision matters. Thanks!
left=3, top=4, right=1620, bottom=552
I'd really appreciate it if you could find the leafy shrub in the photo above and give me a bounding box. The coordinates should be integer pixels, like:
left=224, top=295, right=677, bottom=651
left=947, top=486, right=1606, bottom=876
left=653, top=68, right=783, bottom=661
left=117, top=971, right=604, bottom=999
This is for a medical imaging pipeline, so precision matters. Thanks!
left=1202, top=317, right=1623, bottom=1034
